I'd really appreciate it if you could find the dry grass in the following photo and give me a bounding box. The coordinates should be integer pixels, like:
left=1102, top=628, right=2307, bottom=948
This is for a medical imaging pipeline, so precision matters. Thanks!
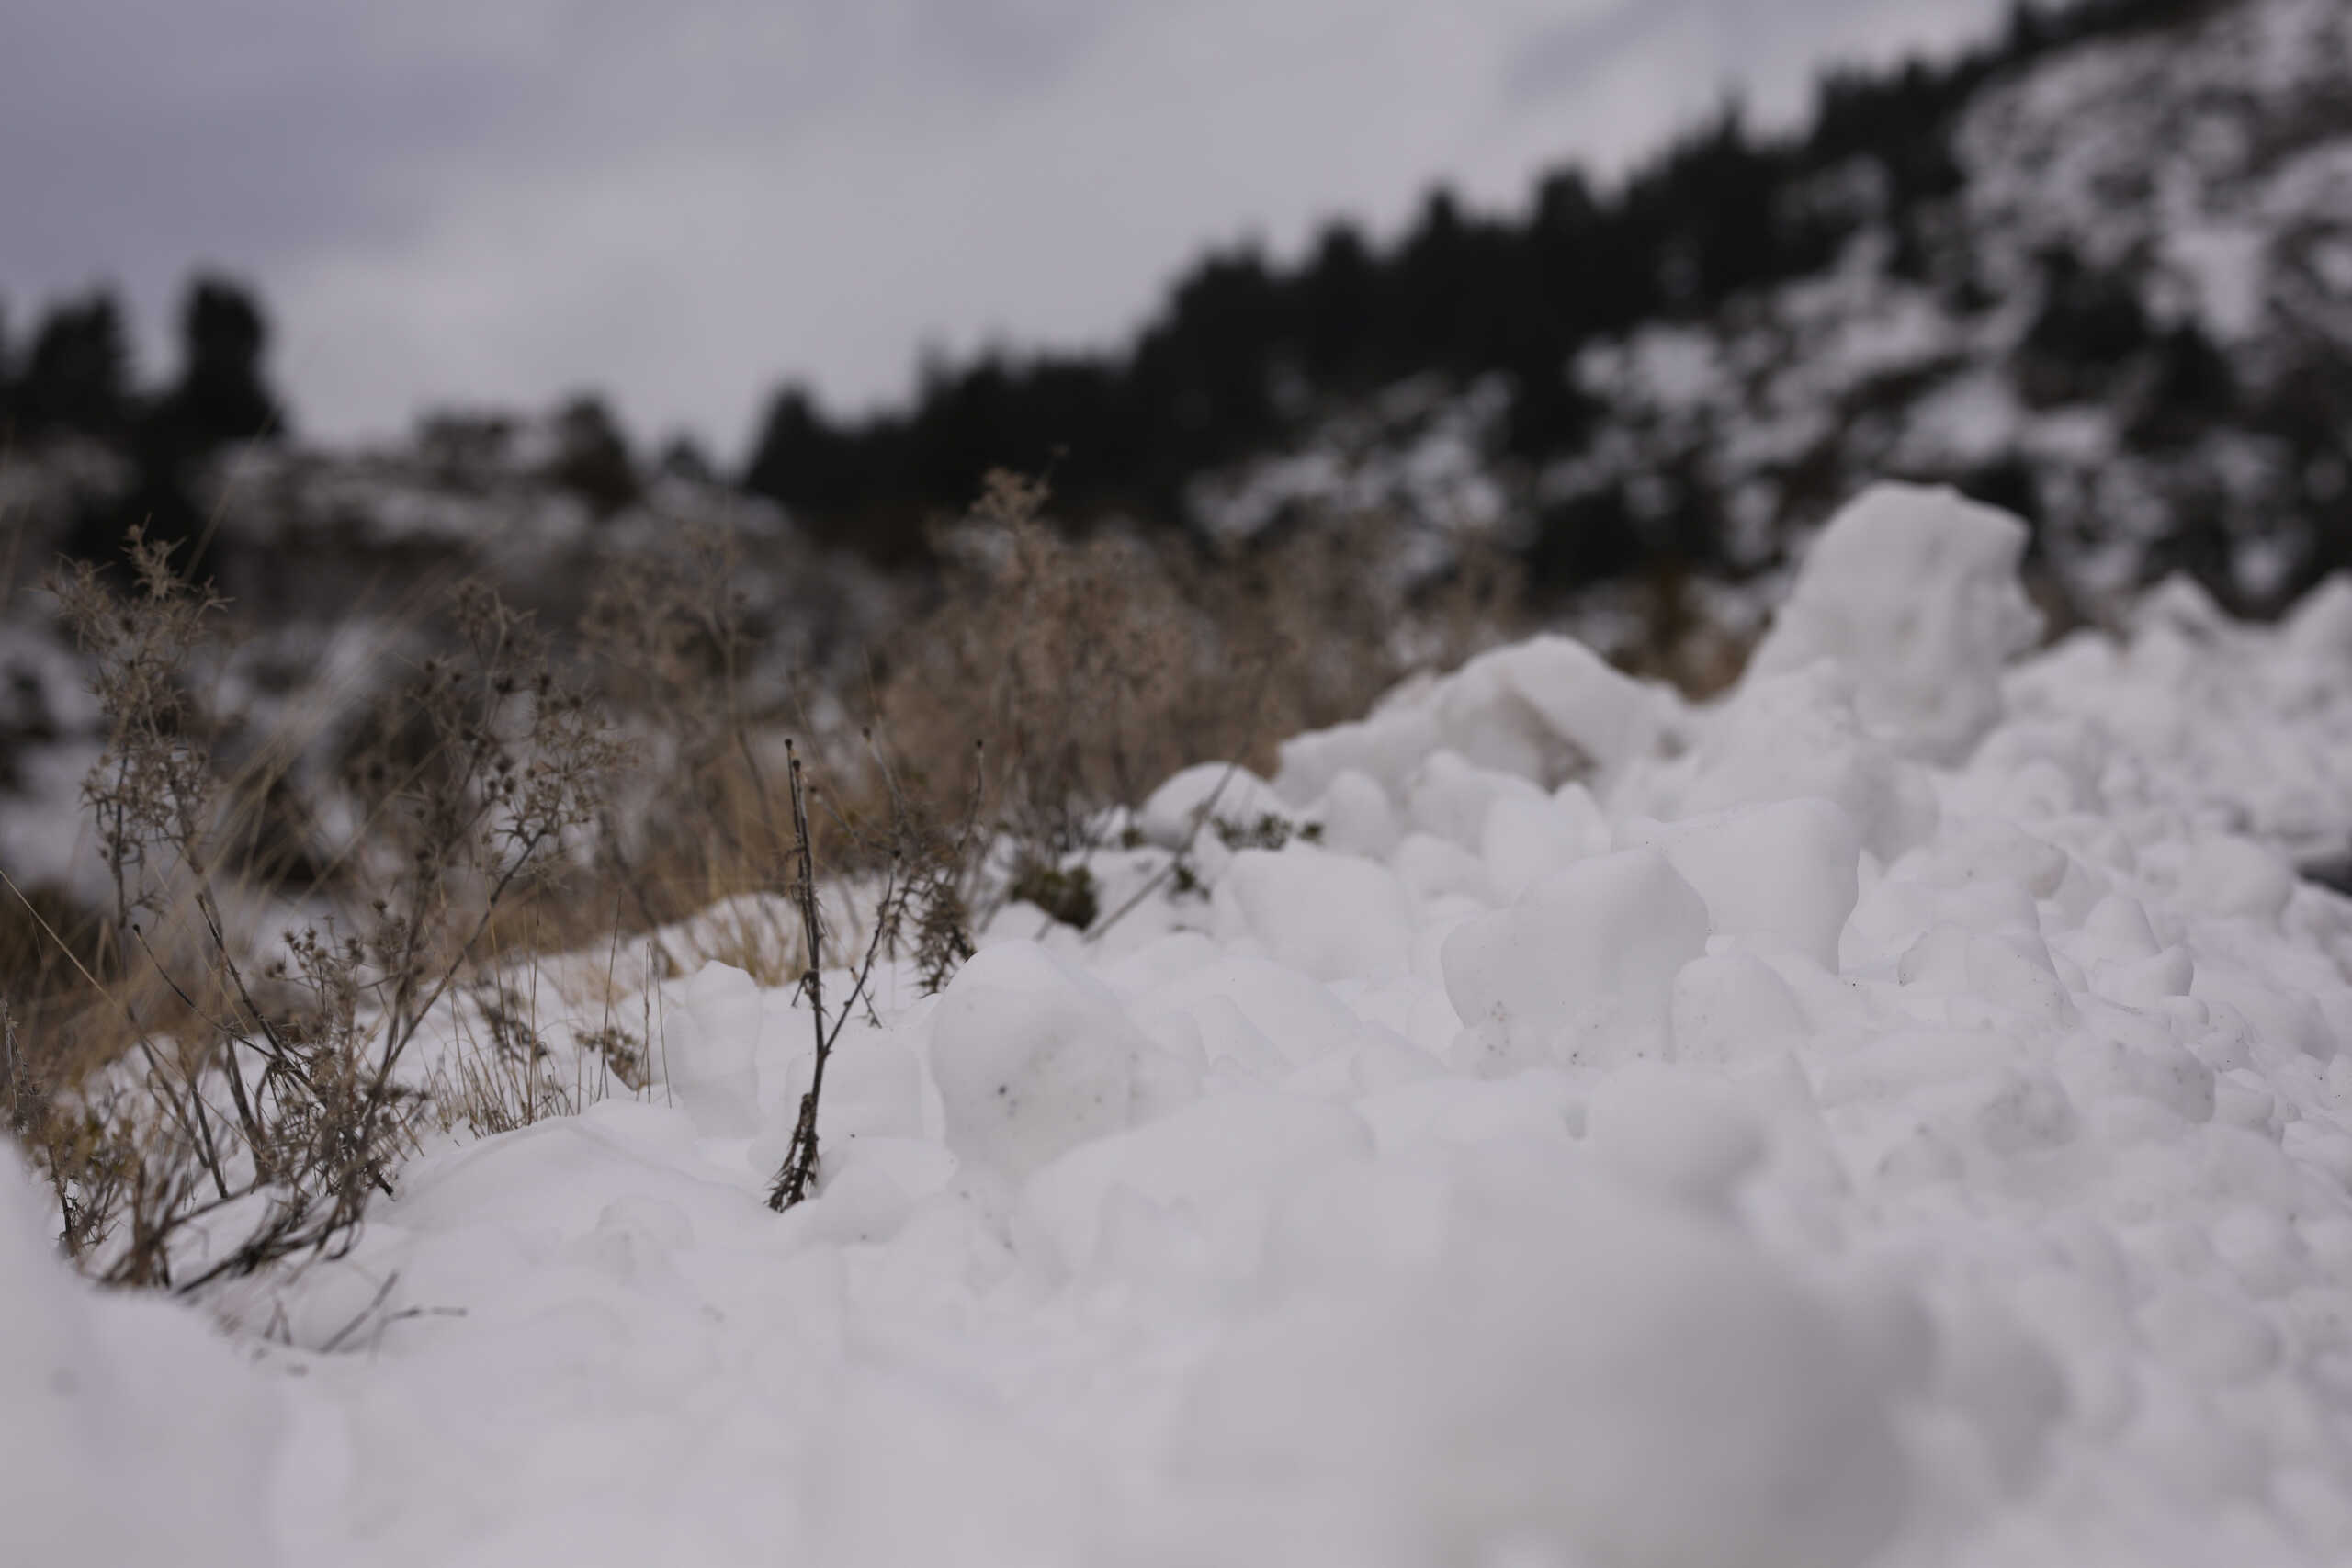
left=1, top=468, right=1533, bottom=1292
left=874, top=472, right=1521, bottom=889
left=7, top=536, right=625, bottom=1288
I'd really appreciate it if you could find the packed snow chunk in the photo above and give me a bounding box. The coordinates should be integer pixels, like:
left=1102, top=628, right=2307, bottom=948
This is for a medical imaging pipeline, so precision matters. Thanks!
left=1481, top=789, right=1599, bottom=904
left=1304, top=768, right=1400, bottom=859
left=1627, top=795, right=1861, bottom=969
left=1138, top=761, right=1295, bottom=849
left=1212, top=844, right=1415, bottom=983
left=1671, top=950, right=1813, bottom=1067
left=659, top=960, right=773, bottom=1136
left=929, top=941, right=1178, bottom=1178
left=1442, top=847, right=1711, bottom=1073
left=805, top=1016, right=927, bottom=1141
left=1099, top=930, right=1224, bottom=1005
left=1275, top=634, right=1668, bottom=802
left=1272, top=701, right=1442, bottom=813
left=1551, top=777, right=1614, bottom=848
left=1657, top=663, right=1938, bottom=861
left=1389, top=831, right=1493, bottom=903
left=747, top=1014, right=928, bottom=1182
left=1470, top=636, right=1673, bottom=788
left=1747, top=482, right=2041, bottom=764
left=0, top=1153, right=285, bottom=1568
left=1404, top=749, right=1548, bottom=850
left=1172, top=1162, right=1908, bottom=1568
left=1340, top=975, right=1461, bottom=1061
left=1022, top=1090, right=1374, bottom=1279
left=1135, top=953, right=1370, bottom=1071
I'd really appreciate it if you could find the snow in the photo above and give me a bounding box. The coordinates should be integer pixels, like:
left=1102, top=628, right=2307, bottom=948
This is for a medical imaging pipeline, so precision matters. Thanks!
left=1626, top=795, right=1862, bottom=969
left=17, top=479, right=2352, bottom=1563
left=930, top=941, right=1176, bottom=1179
left=1136, top=762, right=1294, bottom=847
left=1275, top=634, right=1671, bottom=802
left=1958, top=0, right=2352, bottom=364
left=1185, top=378, right=1511, bottom=547
left=1165, top=1160, right=1909, bottom=1568
left=0, top=1148, right=285, bottom=1568
left=1212, top=845, right=1417, bottom=983
left=1163, top=0, right=2352, bottom=630
left=1441, top=847, right=1711, bottom=1076
left=1746, top=482, right=2042, bottom=764
left=2007, top=574, right=2352, bottom=861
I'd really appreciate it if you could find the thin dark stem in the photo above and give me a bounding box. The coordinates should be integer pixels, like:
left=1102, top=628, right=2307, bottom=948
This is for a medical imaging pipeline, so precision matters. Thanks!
left=1082, top=757, right=1246, bottom=943
left=768, top=745, right=830, bottom=1211
left=130, top=917, right=266, bottom=1159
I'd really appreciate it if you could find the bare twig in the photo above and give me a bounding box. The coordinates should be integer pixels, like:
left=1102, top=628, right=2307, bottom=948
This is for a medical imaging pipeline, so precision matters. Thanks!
left=767, top=742, right=829, bottom=1210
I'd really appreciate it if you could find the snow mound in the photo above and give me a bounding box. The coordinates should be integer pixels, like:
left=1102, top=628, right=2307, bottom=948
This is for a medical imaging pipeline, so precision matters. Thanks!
left=1170, top=1156, right=1908, bottom=1568
left=1441, top=847, right=1710, bottom=1074
left=1626, top=795, right=1862, bottom=969
left=35, top=479, right=2352, bottom=1566
left=1275, top=634, right=1670, bottom=802
left=1747, top=481, right=2041, bottom=764
left=1212, top=844, right=1415, bottom=982
left=0, top=1153, right=284, bottom=1567
left=1137, top=762, right=1294, bottom=847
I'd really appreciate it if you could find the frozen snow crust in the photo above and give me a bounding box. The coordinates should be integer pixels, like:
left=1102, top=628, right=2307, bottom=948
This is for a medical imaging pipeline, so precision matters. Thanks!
left=17, top=480, right=2352, bottom=1563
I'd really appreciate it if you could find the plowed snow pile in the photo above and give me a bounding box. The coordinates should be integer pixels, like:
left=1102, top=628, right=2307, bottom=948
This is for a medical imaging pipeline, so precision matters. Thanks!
left=14, top=481, right=2352, bottom=1566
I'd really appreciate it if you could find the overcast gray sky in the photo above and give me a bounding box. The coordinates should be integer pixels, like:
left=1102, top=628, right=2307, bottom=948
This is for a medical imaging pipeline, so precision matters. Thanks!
left=2, top=0, right=2005, bottom=458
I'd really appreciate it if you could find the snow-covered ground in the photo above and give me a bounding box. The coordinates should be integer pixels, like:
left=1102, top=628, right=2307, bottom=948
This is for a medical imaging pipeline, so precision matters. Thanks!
left=1195, top=0, right=2352, bottom=617
left=16, top=481, right=2352, bottom=1565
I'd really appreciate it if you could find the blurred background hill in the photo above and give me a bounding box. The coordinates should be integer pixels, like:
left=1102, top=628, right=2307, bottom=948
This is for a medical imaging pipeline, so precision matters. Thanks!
left=7, top=0, right=2346, bottom=614
left=1, top=0, right=2348, bottom=931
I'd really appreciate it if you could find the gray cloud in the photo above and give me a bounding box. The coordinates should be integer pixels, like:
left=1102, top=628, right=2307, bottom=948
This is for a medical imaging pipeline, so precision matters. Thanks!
left=2, top=0, right=2007, bottom=456
left=3, top=9, right=508, bottom=329
left=1504, top=0, right=2006, bottom=145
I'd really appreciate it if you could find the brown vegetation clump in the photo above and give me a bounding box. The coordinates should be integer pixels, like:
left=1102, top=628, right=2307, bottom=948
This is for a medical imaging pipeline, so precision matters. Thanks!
left=0, top=469, right=1531, bottom=1290
left=875, top=471, right=1520, bottom=884
left=9, top=536, right=626, bottom=1288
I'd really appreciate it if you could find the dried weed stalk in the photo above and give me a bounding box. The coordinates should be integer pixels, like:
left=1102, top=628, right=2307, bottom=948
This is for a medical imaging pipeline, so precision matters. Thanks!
left=16, top=553, right=622, bottom=1291
left=874, top=472, right=1467, bottom=922
left=765, top=728, right=985, bottom=1211
left=1, top=468, right=1522, bottom=1284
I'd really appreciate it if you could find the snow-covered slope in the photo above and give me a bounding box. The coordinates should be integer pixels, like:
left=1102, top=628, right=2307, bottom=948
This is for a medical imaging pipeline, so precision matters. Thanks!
left=1201, top=0, right=2352, bottom=624
left=15, top=481, right=2352, bottom=1564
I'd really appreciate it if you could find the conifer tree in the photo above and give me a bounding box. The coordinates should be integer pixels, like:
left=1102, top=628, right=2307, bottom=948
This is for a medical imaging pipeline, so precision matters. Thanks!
left=158, top=276, right=283, bottom=448
left=18, top=291, right=132, bottom=439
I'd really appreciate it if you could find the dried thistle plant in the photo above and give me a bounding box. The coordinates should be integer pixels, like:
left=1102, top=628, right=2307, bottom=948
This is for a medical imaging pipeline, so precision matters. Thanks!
left=51, top=527, right=225, bottom=964
left=2, top=463, right=1522, bottom=1289
left=22, top=553, right=626, bottom=1292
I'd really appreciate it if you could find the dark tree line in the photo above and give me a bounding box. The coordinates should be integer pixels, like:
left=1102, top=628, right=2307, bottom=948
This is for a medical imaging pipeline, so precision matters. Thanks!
left=0, top=277, right=282, bottom=453
left=5, top=0, right=2240, bottom=590
left=739, top=0, right=2229, bottom=570
left=0, top=275, right=285, bottom=570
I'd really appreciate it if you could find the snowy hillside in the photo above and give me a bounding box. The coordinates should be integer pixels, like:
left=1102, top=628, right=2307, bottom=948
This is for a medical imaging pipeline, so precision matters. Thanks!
left=1202, top=0, right=2352, bottom=624
left=0, top=412, right=909, bottom=902
left=15, top=481, right=2352, bottom=1564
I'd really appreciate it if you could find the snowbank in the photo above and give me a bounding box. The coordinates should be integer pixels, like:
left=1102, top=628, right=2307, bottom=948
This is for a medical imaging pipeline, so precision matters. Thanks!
left=1746, top=481, right=2041, bottom=764
left=25, top=480, right=2352, bottom=1565
left=1, top=1153, right=285, bottom=1566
